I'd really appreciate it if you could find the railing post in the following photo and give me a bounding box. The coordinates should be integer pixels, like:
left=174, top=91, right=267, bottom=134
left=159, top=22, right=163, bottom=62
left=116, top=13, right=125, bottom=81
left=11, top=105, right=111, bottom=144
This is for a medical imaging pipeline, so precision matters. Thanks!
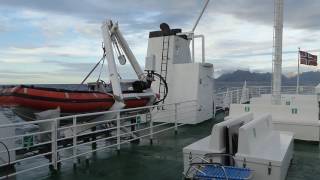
left=149, top=108, right=154, bottom=145
left=51, top=119, right=58, bottom=171
left=213, top=92, right=217, bottom=118
left=72, top=116, right=77, bottom=168
left=236, top=89, right=240, bottom=104
left=174, top=103, right=178, bottom=135
left=116, top=112, right=121, bottom=153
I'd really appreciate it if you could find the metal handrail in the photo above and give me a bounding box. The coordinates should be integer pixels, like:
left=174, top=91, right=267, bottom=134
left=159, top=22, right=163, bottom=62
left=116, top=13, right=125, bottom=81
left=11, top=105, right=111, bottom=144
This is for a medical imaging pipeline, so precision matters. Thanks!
left=0, top=100, right=198, bottom=179
left=215, top=85, right=316, bottom=109
left=0, top=100, right=198, bottom=128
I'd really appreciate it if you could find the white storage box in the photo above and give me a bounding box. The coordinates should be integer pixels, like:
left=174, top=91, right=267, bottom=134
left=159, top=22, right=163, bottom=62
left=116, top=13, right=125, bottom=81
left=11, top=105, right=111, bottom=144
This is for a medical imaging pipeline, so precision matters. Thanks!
left=235, top=114, right=294, bottom=180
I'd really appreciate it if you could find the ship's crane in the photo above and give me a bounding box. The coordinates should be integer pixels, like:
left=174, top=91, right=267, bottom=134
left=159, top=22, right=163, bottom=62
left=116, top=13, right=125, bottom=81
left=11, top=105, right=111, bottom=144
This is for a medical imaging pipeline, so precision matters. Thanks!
left=100, top=20, right=171, bottom=107
left=100, top=20, right=150, bottom=107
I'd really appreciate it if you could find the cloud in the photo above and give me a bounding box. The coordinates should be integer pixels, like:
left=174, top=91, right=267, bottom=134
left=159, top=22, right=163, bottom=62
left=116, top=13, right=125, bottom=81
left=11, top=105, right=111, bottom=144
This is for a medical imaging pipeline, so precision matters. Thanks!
left=0, top=0, right=201, bottom=31
left=0, top=39, right=101, bottom=60
left=45, top=60, right=138, bottom=80
left=0, top=57, right=139, bottom=84
left=19, top=10, right=102, bottom=39
left=0, top=24, right=6, bottom=32
left=0, top=16, right=10, bottom=32
left=214, top=0, right=320, bottom=30
left=0, top=0, right=320, bottom=84
left=1, top=0, right=319, bottom=31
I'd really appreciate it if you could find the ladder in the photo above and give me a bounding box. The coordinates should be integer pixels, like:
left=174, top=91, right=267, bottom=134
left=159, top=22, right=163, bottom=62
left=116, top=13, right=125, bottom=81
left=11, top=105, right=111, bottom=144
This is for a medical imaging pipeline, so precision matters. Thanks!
left=158, top=35, right=170, bottom=103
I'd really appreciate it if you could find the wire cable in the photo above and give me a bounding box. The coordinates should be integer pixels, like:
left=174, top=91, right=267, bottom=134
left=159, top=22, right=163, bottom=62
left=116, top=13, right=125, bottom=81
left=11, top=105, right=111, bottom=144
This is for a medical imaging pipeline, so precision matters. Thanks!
left=98, top=57, right=106, bottom=81
left=152, top=72, right=169, bottom=105
left=80, top=54, right=106, bottom=85
left=80, top=42, right=106, bottom=85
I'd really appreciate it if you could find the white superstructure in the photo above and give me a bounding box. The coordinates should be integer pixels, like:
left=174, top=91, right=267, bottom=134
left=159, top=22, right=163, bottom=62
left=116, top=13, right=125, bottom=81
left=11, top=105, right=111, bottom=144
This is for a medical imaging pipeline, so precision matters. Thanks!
left=146, top=27, right=214, bottom=124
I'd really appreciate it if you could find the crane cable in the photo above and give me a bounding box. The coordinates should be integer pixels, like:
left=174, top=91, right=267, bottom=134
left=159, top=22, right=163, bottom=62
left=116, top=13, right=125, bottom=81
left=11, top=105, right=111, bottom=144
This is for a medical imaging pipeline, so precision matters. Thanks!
left=97, top=57, right=105, bottom=81
left=80, top=42, right=106, bottom=85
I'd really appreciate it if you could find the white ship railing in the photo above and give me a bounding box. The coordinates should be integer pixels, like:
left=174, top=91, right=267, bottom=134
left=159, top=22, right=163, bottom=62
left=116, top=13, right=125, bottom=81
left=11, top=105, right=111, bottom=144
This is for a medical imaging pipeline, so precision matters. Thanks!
left=0, top=100, right=198, bottom=179
left=215, top=85, right=316, bottom=110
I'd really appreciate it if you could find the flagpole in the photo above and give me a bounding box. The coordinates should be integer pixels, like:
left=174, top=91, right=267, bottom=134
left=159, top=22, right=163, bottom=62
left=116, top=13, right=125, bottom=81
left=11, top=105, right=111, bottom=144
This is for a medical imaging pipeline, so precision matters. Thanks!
left=296, top=47, right=300, bottom=94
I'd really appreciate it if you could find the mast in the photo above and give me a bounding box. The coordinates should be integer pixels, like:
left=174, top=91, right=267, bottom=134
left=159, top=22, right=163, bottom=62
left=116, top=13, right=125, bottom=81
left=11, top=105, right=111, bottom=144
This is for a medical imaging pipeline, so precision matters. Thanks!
left=272, top=0, right=284, bottom=105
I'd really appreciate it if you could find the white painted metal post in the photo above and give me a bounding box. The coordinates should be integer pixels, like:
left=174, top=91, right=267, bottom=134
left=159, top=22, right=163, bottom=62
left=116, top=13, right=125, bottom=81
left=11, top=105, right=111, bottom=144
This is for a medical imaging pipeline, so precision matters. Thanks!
left=236, top=89, right=240, bottom=104
left=192, top=33, right=195, bottom=63
left=174, top=103, right=178, bottom=135
left=296, top=47, right=300, bottom=94
left=72, top=116, right=77, bottom=166
left=150, top=108, right=154, bottom=145
left=201, top=35, right=205, bottom=63
left=190, top=0, right=209, bottom=63
left=116, top=112, right=120, bottom=151
left=51, top=120, right=58, bottom=170
left=272, top=0, right=284, bottom=105
left=194, top=35, right=206, bottom=63
left=225, top=88, right=230, bottom=105
left=213, top=92, right=216, bottom=118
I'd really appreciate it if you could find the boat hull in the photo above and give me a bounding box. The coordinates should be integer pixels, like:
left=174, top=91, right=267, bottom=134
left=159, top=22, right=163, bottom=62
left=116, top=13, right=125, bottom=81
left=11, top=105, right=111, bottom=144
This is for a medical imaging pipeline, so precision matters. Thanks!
left=0, top=86, right=151, bottom=120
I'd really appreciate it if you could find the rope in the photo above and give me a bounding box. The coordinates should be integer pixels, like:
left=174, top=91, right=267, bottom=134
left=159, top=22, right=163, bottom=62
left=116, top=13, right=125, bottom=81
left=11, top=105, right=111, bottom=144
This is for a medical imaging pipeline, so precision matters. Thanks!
left=98, top=57, right=105, bottom=81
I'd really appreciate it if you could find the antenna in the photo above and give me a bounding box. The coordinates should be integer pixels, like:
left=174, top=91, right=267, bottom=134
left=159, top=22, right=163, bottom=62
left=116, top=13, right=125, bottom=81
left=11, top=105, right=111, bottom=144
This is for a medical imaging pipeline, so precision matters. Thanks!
left=191, top=0, right=210, bottom=32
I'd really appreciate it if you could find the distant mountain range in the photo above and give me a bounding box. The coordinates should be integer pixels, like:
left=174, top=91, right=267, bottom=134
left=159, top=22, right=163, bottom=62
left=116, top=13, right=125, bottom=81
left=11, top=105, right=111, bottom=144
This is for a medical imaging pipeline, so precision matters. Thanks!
left=216, top=70, right=320, bottom=86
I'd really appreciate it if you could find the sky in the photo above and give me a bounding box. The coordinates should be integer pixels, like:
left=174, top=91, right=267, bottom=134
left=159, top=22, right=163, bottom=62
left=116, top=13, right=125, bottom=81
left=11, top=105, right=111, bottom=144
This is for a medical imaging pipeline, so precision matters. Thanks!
left=0, top=0, right=319, bottom=84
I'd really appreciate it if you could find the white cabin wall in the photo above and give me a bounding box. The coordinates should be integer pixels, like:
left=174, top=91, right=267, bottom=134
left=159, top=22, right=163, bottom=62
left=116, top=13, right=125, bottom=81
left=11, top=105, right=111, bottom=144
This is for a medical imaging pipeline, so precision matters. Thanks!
left=172, top=37, right=192, bottom=64
left=197, top=63, right=214, bottom=121
left=146, top=32, right=214, bottom=124
left=146, top=35, right=192, bottom=102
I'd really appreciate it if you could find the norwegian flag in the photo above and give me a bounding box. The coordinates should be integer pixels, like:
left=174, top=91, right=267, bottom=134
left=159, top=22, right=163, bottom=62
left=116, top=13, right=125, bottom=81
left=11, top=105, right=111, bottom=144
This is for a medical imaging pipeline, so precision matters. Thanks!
left=299, top=50, right=317, bottom=66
